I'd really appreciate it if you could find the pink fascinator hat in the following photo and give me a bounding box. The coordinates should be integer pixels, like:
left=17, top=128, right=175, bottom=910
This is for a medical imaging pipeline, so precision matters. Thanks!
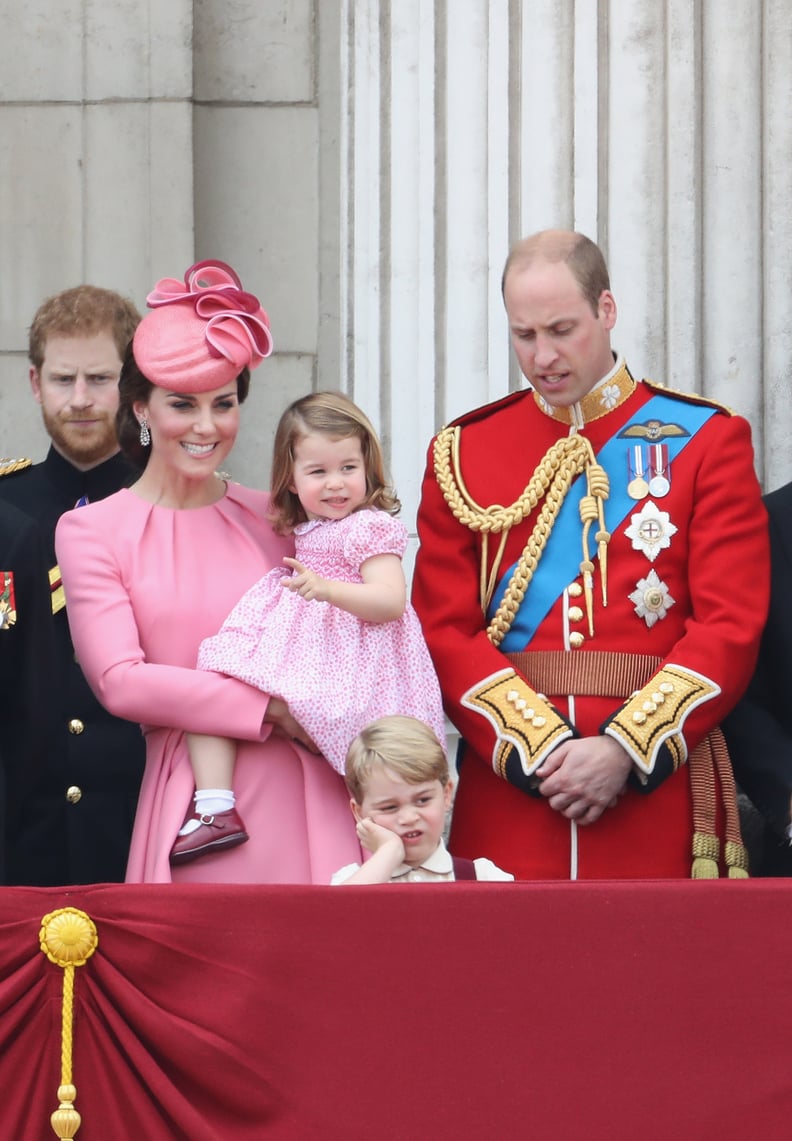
left=133, top=260, right=273, bottom=392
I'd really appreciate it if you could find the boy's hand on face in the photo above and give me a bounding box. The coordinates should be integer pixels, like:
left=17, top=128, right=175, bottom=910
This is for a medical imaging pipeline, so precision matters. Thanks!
left=356, top=817, right=405, bottom=862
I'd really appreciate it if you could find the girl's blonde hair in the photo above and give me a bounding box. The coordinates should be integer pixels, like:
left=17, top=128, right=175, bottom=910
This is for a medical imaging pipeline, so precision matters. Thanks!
left=344, top=716, right=449, bottom=803
left=269, top=391, right=401, bottom=534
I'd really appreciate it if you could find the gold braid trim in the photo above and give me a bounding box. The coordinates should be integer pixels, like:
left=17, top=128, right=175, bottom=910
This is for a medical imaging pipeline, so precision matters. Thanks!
left=433, top=426, right=610, bottom=644
left=462, top=668, right=574, bottom=775
left=604, top=664, right=720, bottom=775
left=0, top=456, right=32, bottom=477
left=643, top=378, right=735, bottom=416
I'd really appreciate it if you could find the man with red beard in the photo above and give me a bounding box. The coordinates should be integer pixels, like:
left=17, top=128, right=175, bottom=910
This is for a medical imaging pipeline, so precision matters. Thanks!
left=0, top=285, right=146, bottom=884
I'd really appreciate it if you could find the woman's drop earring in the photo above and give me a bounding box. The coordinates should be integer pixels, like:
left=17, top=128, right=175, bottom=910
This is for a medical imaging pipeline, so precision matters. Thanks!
left=139, top=418, right=151, bottom=447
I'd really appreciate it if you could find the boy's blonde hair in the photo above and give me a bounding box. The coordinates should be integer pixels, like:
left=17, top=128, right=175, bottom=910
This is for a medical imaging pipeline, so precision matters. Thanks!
left=345, top=716, right=449, bottom=803
left=269, top=390, right=401, bottom=534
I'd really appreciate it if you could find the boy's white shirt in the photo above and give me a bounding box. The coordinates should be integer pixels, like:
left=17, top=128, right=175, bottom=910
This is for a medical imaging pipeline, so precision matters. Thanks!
left=330, top=837, right=514, bottom=884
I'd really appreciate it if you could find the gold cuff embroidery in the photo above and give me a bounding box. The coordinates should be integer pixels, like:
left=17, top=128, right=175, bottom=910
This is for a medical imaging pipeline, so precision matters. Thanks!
left=462, top=668, right=573, bottom=776
left=604, top=663, right=720, bottom=775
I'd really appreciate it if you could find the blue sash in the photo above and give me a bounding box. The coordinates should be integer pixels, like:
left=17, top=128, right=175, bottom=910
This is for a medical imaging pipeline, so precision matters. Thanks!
left=488, top=394, right=716, bottom=651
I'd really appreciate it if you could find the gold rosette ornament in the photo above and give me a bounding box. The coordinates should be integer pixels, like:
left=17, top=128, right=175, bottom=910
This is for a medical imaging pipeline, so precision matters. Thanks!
left=39, top=908, right=99, bottom=1139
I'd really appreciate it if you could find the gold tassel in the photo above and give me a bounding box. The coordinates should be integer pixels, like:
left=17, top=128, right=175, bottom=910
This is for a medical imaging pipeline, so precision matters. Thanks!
left=39, top=908, right=99, bottom=1139
left=724, top=839, right=750, bottom=879
left=579, top=559, right=595, bottom=637
left=595, top=529, right=610, bottom=606
left=586, top=462, right=610, bottom=606
left=691, top=857, right=719, bottom=879
left=578, top=492, right=596, bottom=637
left=691, top=831, right=720, bottom=879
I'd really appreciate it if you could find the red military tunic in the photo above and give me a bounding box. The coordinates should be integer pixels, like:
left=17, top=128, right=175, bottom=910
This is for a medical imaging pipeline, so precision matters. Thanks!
left=413, top=360, right=769, bottom=879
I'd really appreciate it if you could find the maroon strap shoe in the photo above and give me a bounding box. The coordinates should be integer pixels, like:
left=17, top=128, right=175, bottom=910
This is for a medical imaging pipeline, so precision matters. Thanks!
left=170, top=807, right=249, bottom=865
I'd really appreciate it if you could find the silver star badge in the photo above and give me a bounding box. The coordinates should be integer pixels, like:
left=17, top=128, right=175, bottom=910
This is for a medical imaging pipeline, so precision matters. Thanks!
left=624, top=500, right=678, bottom=563
left=629, top=569, right=675, bottom=628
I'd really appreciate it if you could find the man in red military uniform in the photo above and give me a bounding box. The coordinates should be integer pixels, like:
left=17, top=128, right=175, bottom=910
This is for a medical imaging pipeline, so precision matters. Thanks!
left=412, top=230, right=769, bottom=880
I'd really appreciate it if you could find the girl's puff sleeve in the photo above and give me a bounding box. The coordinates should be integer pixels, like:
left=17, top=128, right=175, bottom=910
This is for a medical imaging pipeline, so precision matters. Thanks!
left=55, top=504, right=275, bottom=742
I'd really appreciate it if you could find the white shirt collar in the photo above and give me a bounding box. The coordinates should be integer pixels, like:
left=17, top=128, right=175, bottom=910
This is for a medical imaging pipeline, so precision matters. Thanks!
left=390, top=838, right=452, bottom=879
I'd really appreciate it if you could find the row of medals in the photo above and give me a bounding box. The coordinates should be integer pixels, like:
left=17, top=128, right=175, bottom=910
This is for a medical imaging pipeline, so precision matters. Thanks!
left=627, top=443, right=670, bottom=500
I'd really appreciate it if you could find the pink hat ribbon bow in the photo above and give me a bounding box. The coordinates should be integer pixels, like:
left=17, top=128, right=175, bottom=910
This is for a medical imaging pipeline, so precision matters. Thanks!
left=146, top=259, right=273, bottom=366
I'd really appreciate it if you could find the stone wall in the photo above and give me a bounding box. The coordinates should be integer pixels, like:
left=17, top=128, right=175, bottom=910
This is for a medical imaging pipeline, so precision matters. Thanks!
left=1, top=0, right=790, bottom=512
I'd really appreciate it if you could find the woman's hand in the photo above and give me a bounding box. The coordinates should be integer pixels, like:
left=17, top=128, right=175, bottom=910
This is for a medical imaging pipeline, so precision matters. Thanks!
left=265, top=696, right=320, bottom=753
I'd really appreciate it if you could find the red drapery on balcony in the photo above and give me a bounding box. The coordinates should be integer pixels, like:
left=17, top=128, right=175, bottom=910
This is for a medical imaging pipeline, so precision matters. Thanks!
left=1, top=881, right=790, bottom=1140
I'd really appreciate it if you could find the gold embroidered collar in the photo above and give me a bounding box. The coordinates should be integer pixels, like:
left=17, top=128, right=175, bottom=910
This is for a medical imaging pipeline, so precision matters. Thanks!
left=533, top=359, right=636, bottom=427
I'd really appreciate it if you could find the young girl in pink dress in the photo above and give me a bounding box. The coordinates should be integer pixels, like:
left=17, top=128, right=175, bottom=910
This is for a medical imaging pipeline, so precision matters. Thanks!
left=173, top=392, right=446, bottom=864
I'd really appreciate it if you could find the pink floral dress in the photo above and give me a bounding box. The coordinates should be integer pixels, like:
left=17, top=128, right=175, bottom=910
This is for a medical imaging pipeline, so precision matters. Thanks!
left=198, top=509, right=447, bottom=773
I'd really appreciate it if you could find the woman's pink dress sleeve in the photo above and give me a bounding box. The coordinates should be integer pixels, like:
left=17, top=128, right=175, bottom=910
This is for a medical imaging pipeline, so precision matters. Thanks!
left=56, top=497, right=273, bottom=742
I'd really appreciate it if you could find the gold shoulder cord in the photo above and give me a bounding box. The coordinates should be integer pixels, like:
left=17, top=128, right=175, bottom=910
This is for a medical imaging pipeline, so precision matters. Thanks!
left=433, top=426, right=610, bottom=646
left=0, top=457, right=32, bottom=477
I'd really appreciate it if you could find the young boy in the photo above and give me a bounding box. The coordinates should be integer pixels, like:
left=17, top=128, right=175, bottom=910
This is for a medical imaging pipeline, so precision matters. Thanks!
left=331, top=715, right=514, bottom=883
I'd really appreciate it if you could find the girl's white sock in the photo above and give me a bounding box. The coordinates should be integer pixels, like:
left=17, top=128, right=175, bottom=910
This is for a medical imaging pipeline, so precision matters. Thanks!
left=178, top=789, right=236, bottom=836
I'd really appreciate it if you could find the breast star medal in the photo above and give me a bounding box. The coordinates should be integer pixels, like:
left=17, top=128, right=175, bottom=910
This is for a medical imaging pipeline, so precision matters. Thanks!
left=624, top=501, right=678, bottom=563
left=629, top=569, right=675, bottom=628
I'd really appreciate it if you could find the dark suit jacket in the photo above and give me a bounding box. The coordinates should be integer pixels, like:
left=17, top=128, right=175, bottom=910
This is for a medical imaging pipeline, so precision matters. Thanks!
left=723, top=479, right=792, bottom=872
left=0, top=447, right=146, bottom=885
left=0, top=499, right=53, bottom=882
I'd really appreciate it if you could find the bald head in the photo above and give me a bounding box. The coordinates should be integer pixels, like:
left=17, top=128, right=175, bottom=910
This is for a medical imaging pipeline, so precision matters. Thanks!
left=501, top=230, right=611, bottom=316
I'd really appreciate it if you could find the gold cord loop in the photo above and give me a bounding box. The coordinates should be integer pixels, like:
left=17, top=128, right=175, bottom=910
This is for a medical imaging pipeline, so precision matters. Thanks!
left=434, top=425, right=610, bottom=645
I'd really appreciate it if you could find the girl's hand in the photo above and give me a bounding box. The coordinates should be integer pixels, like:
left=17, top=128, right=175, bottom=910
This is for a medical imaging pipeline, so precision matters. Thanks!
left=281, top=557, right=331, bottom=603
left=356, top=817, right=405, bottom=862
left=265, top=696, right=320, bottom=753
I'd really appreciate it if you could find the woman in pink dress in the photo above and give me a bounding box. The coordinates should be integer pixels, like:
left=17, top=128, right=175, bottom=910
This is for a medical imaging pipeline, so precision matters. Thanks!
left=179, top=392, right=447, bottom=864
left=55, top=261, right=361, bottom=883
